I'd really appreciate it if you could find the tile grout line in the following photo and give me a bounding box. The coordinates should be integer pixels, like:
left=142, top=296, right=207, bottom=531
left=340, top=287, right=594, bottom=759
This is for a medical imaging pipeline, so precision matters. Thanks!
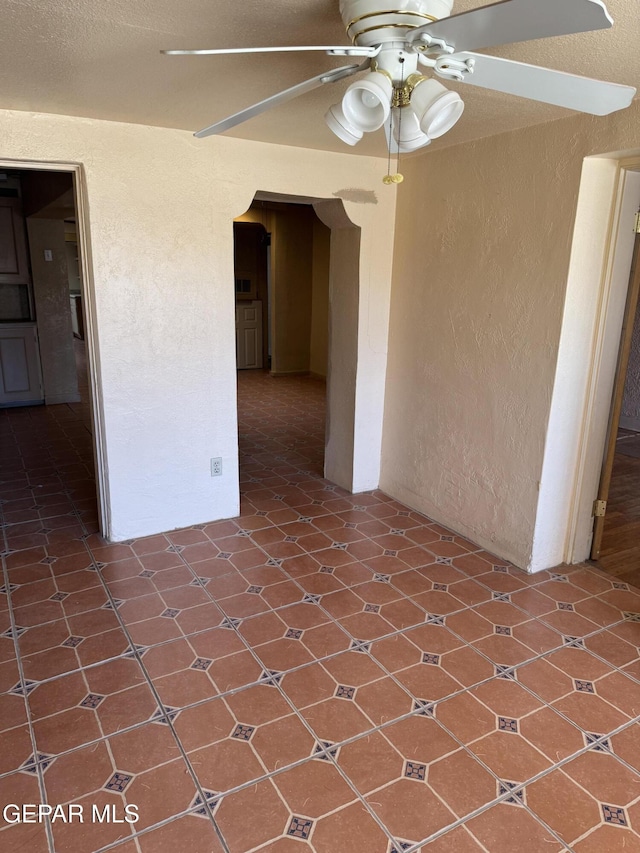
left=3, top=558, right=638, bottom=788
left=0, top=434, right=57, bottom=853
left=106, top=518, right=405, bottom=850
left=222, top=506, right=640, bottom=849
left=3, top=548, right=638, bottom=782
left=75, top=532, right=233, bottom=853
left=9, top=463, right=231, bottom=853
left=6, top=526, right=639, bottom=699
left=152, top=506, right=537, bottom=848
left=400, top=711, right=640, bottom=853
left=4, top=387, right=640, bottom=852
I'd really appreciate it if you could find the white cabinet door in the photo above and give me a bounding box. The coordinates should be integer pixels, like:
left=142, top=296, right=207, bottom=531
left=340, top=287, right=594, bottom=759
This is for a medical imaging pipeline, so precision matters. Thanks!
left=235, top=301, right=263, bottom=370
left=0, top=323, right=44, bottom=406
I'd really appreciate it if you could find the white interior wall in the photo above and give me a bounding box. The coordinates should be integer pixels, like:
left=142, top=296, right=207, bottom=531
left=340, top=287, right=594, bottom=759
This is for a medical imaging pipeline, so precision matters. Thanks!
left=0, top=109, right=396, bottom=541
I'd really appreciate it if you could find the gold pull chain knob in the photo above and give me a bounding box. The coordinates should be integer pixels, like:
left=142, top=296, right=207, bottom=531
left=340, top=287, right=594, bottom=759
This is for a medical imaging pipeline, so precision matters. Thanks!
left=383, top=173, right=404, bottom=185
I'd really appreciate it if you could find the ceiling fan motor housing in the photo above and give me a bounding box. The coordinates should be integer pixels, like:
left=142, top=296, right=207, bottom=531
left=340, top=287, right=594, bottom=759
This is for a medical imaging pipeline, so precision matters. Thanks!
left=340, top=0, right=454, bottom=46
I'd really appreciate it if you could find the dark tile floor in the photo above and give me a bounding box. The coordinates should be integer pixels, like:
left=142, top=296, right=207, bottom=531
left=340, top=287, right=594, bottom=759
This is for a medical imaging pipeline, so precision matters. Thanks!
left=1, top=366, right=640, bottom=852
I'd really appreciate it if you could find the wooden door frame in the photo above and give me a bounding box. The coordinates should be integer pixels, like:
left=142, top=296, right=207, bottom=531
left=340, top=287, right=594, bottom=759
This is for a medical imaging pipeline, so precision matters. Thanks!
left=0, top=158, right=109, bottom=537
left=591, top=232, right=640, bottom=558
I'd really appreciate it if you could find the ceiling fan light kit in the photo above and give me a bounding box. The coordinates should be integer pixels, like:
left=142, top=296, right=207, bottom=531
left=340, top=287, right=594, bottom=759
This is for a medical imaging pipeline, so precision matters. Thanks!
left=390, top=108, right=431, bottom=152
left=324, top=102, right=364, bottom=145
left=164, top=0, right=636, bottom=182
left=325, top=48, right=465, bottom=151
left=409, top=77, right=464, bottom=138
left=341, top=71, right=393, bottom=132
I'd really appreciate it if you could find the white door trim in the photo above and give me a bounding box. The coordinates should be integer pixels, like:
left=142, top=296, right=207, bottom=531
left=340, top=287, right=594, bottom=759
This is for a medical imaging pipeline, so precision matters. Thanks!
left=530, top=156, right=640, bottom=571
left=566, top=164, right=640, bottom=564
left=0, top=158, right=109, bottom=537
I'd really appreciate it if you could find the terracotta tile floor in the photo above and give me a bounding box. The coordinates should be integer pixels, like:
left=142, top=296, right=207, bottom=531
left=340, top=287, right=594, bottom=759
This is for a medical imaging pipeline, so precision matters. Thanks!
left=2, top=368, right=640, bottom=852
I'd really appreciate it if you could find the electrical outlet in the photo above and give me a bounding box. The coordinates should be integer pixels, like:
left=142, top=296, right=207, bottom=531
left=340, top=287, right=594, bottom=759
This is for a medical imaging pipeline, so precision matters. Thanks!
left=210, top=457, right=223, bottom=477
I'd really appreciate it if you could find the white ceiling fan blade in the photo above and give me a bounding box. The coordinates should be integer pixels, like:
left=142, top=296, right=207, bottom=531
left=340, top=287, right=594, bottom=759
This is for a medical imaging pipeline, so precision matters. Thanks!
left=194, top=62, right=368, bottom=138
left=409, top=0, right=613, bottom=53
left=446, top=52, right=636, bottom=115
left=162, top=45, right=377, bottom=57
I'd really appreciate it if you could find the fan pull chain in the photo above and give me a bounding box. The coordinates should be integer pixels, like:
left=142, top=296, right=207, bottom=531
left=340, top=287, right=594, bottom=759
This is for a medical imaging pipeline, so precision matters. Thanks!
left=385, top=109, right=393, bottom=182
left=383, top=56, right=404, bottom=186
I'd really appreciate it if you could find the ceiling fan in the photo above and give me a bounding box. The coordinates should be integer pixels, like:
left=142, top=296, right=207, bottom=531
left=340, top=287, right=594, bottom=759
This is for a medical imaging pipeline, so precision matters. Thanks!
left=162, top=0, right=636, bottom=155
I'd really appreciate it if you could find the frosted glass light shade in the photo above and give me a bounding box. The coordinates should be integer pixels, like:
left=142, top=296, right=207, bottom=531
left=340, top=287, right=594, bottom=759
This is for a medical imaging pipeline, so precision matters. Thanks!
left=342, top=72, right=393, bottom=132
left=325, top=103, right=364, bottom=146
left=391, top=109, right=431, bottom=152
left=410, top=78, right=464, bottom=139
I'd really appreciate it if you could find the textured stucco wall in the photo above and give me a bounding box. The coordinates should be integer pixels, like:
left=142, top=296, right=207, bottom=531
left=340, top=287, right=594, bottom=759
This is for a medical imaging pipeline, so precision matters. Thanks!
left=0, top=109, right=396, bottom=540
left=270, top=205, right=314, bottom=375
left=622, top=301, right=640, bottom=430
left=310, top=217, right=331, bottom=378
left=381, top=101, right=640, bottom=570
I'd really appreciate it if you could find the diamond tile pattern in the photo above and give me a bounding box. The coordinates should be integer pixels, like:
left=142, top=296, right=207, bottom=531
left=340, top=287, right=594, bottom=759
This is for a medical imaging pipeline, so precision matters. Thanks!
left=288, top=816, right=314, bottom=839
left=499, top=780, right=525, bottom=806
left=190, top=790, right=219, bottom=818
left=602, top=805, right=628, bottom=826
left=2, top=363, right=640, bottom=852
left=79, top=693, right=105, bottom=709
left=231, top=724, right=255, bottom=741
left=498, top=716, right=518, bottom=733
left=405, top=761, right=427, bottom=781
left=19, top=753, right=54, bottom=774
left=585, top=733, right=611, bottom=752
left=104, top=772, right=133, bottom=793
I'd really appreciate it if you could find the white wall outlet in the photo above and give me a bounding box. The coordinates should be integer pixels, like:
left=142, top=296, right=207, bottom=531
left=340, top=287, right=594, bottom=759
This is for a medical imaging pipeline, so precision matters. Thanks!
left=210, top=457, right=223, bottom=477
left=44, top=249, right=53, bottom=262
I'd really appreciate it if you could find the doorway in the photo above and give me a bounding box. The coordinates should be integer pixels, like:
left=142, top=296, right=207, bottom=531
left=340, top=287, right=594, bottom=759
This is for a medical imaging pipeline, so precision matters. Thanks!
left=591, top=228, right=640, bottom=582
left=233, top=198, right=332, bottom=489
left=233, top=220, right=269, bottom=370
left=0, top=162, right=106, bottom=536
left=234, top=199, right=331, bottom=379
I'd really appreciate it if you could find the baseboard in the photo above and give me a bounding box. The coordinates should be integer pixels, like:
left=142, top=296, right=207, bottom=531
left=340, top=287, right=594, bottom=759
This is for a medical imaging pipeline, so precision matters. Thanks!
left=45, top=392, right=81, bottom=405
left=619, top=415, right=640, bottom=432
left=308, top=372, right=327, bottom=382
left=269, top=370, right=309, bottom=377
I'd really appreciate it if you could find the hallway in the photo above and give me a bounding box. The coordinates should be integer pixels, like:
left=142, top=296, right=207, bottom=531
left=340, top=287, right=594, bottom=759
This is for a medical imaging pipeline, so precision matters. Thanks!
left=1, top=374, right=640, bottom=852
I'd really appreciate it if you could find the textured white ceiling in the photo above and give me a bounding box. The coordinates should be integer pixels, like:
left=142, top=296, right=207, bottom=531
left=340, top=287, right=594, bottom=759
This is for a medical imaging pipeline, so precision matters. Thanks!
left=2, top=0, right=639, bottom=158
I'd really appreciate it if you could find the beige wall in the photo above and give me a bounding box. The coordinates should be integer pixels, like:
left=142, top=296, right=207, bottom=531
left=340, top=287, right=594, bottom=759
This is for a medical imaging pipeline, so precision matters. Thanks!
left=315, top=204, right=361, bottom=490
left=310, top=217, right=331, bottom=378
left=381, top=101, right=640, bottom=570
left=236, top=202, right=331, bottom=377
left=0, top=108, right=396, bottom=539
left=271, top=204, right=314, bottom=375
